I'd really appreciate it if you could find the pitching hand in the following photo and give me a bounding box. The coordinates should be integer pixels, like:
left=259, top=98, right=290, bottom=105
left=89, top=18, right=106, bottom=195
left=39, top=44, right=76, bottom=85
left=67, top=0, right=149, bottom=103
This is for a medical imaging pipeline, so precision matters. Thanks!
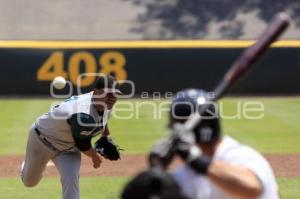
left=92, top=153, right=102, bottom=168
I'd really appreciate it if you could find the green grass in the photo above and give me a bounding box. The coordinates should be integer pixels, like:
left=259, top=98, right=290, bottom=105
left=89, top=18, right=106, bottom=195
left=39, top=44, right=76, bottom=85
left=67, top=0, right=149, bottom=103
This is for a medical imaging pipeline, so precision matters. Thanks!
left=221, top=97, right=300, bottom=153
left=0, top=177, right=128, bottom=199
left=0, top=97, right=299, bottom=198
left=0, top=177, right=298, bottom=199
left=0, top=97, right=300, bottom=154
left=0, top=99, right=53, bottom=154
left=278, top=178, right=300, bottom=199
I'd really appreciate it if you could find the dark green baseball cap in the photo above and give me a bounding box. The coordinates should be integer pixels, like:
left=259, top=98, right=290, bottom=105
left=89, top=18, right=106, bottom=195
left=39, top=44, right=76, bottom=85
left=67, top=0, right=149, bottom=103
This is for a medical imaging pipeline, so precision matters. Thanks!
left=95, top=75, right=122, bottom=94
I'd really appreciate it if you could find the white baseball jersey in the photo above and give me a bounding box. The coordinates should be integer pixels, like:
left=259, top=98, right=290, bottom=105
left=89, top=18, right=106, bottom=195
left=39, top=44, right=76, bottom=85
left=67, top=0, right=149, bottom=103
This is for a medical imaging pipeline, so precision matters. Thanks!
left=36, top=91, right=111, bottom=151
left=172, top=136, right=279, bottom=199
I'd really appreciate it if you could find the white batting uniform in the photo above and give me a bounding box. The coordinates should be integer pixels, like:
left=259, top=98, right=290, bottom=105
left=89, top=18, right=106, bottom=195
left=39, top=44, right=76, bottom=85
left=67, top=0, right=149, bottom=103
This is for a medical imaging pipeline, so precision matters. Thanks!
left=172, top=136, right=279, bottom=199
left=21, top=91, right=111, bottom=199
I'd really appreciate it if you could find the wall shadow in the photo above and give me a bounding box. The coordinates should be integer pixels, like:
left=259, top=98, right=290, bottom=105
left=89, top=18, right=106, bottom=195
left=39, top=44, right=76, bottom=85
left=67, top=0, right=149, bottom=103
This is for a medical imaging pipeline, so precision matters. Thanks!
left=122, top=0, right=300, bottom=39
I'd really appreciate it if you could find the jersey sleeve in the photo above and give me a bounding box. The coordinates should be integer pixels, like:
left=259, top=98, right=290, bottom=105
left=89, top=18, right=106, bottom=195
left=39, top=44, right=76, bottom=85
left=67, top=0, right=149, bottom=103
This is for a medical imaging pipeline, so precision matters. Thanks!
left=67, top=113, right=97, bottom=140
left=223, top=146, right=277, bottom=195
left=73, top=137, right=92, bottom=151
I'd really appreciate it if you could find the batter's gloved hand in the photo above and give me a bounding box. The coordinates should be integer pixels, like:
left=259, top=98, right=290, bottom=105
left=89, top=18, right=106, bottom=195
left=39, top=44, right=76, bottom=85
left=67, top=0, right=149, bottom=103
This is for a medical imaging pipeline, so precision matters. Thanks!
left=172, top=123, right=202, bottom=162
left=172, top=123, right=212, bottom=174
left=94, top=136, right=122, bottom=161
left=148, top=137, right=177, bottom=169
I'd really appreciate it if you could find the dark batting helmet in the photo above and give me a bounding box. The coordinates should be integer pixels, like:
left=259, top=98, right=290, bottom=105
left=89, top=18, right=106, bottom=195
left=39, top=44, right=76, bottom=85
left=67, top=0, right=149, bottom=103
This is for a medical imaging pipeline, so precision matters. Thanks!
left=169, top=89, right=221, bottom=144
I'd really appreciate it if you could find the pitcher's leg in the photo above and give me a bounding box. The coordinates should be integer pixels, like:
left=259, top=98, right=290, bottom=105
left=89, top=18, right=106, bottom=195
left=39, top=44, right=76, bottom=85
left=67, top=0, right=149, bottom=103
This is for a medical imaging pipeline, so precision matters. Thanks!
left=21, top=128, right=53, bottom=187
left=53, top=151, right=81, bottom=199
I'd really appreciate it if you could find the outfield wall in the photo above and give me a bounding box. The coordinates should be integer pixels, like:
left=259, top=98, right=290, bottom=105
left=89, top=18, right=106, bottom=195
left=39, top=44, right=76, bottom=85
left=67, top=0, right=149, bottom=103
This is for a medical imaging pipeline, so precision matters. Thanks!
left=0, top=40, right=299, bottom=96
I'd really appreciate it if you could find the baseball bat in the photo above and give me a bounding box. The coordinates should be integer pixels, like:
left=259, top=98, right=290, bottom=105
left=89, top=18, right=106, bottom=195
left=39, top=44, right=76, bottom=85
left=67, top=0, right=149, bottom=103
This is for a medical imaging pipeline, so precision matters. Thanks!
left=184, top=12, right=290, bottom=130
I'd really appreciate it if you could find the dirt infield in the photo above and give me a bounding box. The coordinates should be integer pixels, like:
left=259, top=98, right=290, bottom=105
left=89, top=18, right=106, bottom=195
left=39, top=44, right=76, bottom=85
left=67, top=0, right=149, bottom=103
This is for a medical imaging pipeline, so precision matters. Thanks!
left=0, top=154, right=300, bottom=178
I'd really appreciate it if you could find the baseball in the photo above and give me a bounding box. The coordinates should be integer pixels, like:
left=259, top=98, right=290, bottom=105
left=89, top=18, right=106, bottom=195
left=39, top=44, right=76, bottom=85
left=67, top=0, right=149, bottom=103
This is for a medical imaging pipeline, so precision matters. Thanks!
left=52, top=76, right=66, bottom=89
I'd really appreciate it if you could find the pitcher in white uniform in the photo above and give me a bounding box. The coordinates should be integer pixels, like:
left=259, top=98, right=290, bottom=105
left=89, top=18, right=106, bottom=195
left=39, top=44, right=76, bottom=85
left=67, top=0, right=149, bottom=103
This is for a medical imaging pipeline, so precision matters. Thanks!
left=169, top=89, right=279, bottom=199
left=21, top=75, right=122, bottom=199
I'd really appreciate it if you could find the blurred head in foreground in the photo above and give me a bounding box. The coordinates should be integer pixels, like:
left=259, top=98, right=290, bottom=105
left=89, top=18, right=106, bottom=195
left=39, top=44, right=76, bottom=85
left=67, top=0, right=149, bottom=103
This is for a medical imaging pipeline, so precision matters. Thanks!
left=121, top=168, right=188, bottom=199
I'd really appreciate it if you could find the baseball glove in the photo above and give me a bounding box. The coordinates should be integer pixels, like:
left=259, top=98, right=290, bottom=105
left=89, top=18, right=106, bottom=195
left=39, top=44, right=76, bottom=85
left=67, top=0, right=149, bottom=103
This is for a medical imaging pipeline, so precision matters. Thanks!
left=94, top=137, right=121, bottom=161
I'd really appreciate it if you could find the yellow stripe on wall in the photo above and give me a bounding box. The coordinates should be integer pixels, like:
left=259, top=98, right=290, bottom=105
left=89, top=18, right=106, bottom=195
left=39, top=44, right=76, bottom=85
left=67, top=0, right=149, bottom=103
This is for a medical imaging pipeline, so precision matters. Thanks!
left=0, top=40, right=299, bottom=49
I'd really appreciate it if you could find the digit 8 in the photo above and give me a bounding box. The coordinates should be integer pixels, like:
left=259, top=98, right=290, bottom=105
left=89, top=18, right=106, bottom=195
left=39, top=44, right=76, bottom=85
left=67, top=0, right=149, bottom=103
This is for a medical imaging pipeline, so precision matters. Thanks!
left=99, top=51, right=127, bottom=81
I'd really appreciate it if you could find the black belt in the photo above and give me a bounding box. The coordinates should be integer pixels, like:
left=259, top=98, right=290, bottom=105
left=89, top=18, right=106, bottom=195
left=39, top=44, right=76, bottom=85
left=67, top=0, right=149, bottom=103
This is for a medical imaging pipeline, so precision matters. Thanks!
left=35, top=127, right=41, bottom=136
left=35, top=128, right=58, bottom=151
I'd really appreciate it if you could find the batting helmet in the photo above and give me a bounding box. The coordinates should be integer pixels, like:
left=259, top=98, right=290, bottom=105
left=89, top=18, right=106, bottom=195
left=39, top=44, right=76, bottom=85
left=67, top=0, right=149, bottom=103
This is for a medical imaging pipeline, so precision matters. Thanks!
left=169, top=89, right=221, bottom=144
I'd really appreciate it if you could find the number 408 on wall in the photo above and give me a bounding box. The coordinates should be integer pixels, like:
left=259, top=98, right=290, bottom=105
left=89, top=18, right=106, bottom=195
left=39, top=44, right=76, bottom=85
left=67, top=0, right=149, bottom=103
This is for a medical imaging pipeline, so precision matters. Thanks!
left=37, top=51, right=127, bottom=87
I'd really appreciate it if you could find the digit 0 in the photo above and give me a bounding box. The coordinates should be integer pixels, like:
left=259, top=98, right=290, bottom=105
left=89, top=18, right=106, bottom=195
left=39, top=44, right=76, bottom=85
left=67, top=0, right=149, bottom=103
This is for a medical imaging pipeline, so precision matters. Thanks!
left=99, top=51, right=127, bottom=81
left=68, top=51, right=97, bottom=87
